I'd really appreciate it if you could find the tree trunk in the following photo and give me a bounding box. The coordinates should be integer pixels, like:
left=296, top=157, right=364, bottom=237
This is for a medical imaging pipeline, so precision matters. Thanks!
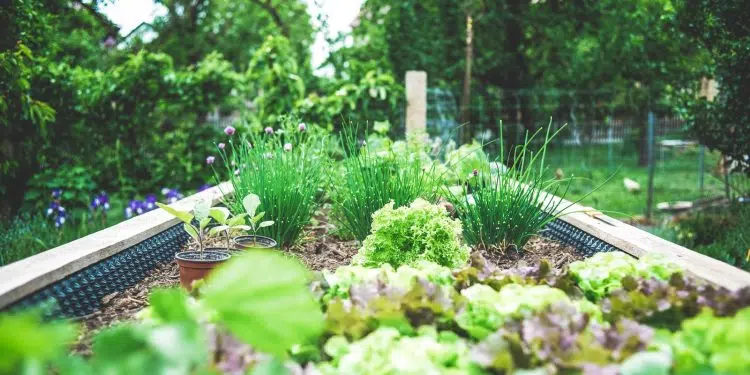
left=459, top=14, right=474, bottom=144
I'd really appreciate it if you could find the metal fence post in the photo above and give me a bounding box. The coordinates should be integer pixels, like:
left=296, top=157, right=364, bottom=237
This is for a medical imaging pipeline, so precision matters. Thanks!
left=646, top=111, right=656, bottom=220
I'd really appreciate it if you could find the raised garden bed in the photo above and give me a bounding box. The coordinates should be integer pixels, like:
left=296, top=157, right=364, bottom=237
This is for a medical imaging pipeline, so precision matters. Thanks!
left=2, top=182, right=750, bottom=374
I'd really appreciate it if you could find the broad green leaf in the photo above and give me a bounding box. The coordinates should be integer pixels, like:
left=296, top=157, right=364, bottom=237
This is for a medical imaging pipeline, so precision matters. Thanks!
left=193, top=199, right=211, bottom=221
left=232, top=225, right=251, bottom=231
left=184, top=223, right=200, bottom=241
left=149, top=289, right=194, bottom=323
left=227, top=214, right=247, bottom=227
left=251, top=212, right=265, bottom=225
left=243, top=194, right=261, bottom=218
left=258, top=221, right=274, bottom=228
left=200, top=251, right=324, bottom=357
left=209, top=225, right=230, bottom=236
left=156, top=203, right=194, bottom=224
left=250, top=357, right=289, bottom=375
left=208, top=207, right=231, bottom=224
left=199, top=217, right=212, bottom=232
left=0, top=311, right=76, bottom=374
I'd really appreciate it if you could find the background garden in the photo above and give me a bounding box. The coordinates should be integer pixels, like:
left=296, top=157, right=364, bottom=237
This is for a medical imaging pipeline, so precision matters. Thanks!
left=1, top=0, right=749, bottom=270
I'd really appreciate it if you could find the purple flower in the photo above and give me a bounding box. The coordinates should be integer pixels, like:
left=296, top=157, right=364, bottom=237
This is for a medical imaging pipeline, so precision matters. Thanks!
left=198, top=184, right=212, bottom=192
left=218, top=142, right=226, bottom=150
left=472, top=169, right=479, bottom=176
left=90, top=192, right=110, bottom=211
left=206, top=155, right=216, bottom=165
left=51, top=188, right=62, bottom=199
left=264, top=127, right=274, bottom=135
left=298, top=123, right=307, bottom=132
left=224, top=126, right=236, bottom=136
left=163, top=188, right=183, bottom=204
left=284, top=143, right=293, bottom=152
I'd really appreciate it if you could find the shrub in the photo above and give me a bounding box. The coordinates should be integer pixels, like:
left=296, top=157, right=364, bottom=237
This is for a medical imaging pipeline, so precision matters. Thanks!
left=331, top=127, right=443, bottom=242
left=220, top=119, right=328, bottom=247
left=353, top=199, right=470, bottom=268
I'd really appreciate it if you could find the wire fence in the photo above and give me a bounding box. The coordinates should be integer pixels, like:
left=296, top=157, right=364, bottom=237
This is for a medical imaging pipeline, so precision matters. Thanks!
left=420, top=86, right=743, bottom=219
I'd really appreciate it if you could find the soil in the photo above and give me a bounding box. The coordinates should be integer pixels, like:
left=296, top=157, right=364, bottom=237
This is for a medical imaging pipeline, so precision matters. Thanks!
left=71, top=209, right=582, bottom=355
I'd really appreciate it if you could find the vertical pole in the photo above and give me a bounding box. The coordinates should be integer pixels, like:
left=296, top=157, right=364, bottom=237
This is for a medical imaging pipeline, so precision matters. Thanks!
left=405, top=71, right=427, bottom=137
left=607, top=122, right=614, bottom=170
left=646, top=111, right=656, bottom=220
left=699, top=144, right=705, bottom=193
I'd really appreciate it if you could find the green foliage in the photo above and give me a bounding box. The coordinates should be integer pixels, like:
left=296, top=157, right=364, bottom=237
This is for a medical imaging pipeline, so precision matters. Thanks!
left=677, top=0, right=750, bottom=173
left=670, top=307, right=750, bottom=375
left=569, top=252, right=683, bottom=301
left=354, top=199, right=470, bottom=269
left=0, top=309, right=76, bottom=374
left=318, top=327, right=479, bottom=374
left=456, top=284, right=573, bottom=340
left=200, top=250, right=324, bottom=357
left=246, top=36, right=306, bottom=130
left=444, top=141, right=490, bottom=183
left=448, top=126, right=576, bottom=251
left=223, top=119, right=327, bottom=247
left=156, top=199, right=211, bottom=251
left=331, top=127, right=443, bottom=242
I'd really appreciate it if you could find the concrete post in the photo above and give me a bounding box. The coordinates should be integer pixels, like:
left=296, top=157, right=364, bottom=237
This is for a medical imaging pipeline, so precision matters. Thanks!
left=405, top=71, right=427, bottom=136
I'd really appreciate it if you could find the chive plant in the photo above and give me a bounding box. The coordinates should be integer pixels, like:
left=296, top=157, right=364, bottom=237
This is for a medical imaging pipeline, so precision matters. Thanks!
left=217, top=120, right=327, bottom=247
left=331, top=126, right=444, bottom=242
left=449, top=123, right=581, bottom=252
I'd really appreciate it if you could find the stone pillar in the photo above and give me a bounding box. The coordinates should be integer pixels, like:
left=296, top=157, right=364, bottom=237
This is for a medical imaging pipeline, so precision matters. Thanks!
left=405, top=71, right=427, bottom=136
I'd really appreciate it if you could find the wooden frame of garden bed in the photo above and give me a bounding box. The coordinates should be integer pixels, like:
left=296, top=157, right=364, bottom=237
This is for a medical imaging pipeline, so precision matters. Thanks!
left=1, top=181, right=749, bottom=312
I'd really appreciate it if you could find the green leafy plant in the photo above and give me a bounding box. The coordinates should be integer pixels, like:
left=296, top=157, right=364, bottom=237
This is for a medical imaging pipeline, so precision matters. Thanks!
left=670, top=307, right=750, bottom=375
left=568, top=252, right=683, bottom=301
left=0, top=249, right=323, bottom=374
left=240, top=193, right=274, bottom=237
left=331, top=126, right=443, bottom=242
left=353, top=198, right=470, bottom=268
left=207, top=206, right=248, bottom=252
left=156, top=199, right=211, bottom=252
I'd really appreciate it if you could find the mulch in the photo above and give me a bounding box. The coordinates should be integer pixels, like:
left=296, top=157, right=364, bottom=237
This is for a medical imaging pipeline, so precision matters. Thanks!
left=71, top=209, right=582, bottom=355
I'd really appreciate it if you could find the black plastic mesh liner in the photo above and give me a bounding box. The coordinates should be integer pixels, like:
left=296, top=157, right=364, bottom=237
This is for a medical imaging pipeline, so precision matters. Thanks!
left=541, top=218, right=618, bottom=257
left=3, top=224, right=189, bottom=319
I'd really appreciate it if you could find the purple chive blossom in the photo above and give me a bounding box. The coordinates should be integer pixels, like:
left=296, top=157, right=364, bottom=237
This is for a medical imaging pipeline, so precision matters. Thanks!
left=264, top=127, right=274, bottom=135
left=473, top=169, right=479, bottom=177
left=206, top=155, right=216, bottom=165
left=284, top=143, right=293, bottom=152
left=224, top=126, right=236, bottom=136
left=218, top=142, right=226, bottom=150
left=298, top=122, right=307, bottom=132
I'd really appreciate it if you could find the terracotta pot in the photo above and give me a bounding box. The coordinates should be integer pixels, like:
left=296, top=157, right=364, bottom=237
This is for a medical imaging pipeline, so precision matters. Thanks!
left=175, top=249, right=231, bottom=290
left=232, top=235, right=278, bottom=253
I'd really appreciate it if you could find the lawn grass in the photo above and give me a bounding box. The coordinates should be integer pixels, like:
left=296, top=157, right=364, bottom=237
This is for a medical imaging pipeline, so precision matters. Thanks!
left=542, top=143, right=725, bottom=220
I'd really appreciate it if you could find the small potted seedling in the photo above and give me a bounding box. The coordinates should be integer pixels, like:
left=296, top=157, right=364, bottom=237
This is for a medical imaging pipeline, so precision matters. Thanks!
left=232, top=193, right=278, bottom=250
left=157, top=199, right=230, bottom=290
left=207, top=206, right=251, bottom=254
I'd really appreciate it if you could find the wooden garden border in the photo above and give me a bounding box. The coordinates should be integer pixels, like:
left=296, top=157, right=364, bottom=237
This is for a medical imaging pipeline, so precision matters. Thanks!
left=1, top=180, right=749, bottom=311
left=0, top=183, right=234, bottom=310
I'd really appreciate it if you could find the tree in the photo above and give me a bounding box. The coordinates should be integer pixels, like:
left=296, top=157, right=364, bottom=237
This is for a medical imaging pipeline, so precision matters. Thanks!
left=677, top=0, right=750, bottom=173
left=149, top=0, right=315, bottom=73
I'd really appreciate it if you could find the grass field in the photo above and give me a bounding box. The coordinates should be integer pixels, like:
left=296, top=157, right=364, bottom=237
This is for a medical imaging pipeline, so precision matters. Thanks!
left=543, top=143, right=726, bottom=220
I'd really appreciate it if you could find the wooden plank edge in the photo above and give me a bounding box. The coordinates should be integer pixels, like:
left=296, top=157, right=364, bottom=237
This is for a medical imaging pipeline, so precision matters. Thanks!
left=0, top=182, right=235, bottom=309
left=542, top=191, right=750, bottom=291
